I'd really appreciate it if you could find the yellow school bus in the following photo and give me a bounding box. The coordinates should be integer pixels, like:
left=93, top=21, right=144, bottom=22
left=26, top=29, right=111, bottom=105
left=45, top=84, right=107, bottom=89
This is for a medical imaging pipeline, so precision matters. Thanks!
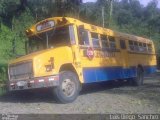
left=8, top=17, right=157, bottom=103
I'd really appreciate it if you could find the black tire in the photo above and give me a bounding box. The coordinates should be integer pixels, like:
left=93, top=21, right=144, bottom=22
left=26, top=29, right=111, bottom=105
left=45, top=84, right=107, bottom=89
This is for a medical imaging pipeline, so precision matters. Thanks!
left=133, top=67, right=144, bottom=86
left=53, top=71, right=81, bottom=104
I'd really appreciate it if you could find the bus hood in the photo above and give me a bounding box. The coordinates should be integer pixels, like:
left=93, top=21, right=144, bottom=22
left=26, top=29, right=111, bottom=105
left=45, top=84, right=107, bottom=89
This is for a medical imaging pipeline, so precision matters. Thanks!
left=9, top=49, right=52, bottom=65
left=9, top=46, right=73, bottom=65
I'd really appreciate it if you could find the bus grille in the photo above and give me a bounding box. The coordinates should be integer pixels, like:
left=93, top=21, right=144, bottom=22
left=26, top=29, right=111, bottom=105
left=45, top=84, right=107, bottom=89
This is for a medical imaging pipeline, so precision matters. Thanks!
left=9, top=61, right=33, bottom=81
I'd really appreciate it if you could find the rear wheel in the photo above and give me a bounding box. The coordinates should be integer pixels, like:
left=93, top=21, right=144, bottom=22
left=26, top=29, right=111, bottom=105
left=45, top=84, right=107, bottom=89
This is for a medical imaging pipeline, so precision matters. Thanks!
left=133, top=67, right=144, bottom=86
left=53, top=71, right=80, bottom=103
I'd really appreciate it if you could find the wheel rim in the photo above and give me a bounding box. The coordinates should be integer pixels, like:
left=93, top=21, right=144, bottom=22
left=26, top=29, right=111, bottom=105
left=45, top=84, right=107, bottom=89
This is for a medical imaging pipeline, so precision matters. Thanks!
left=62, top=78, right=76, bottom=97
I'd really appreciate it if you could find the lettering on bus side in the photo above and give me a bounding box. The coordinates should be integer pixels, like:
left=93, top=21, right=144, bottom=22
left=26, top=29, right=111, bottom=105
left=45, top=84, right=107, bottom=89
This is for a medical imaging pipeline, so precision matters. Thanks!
left=83, top=49, right=115, bottom=58
left=95, top=51, right=115, bottom=58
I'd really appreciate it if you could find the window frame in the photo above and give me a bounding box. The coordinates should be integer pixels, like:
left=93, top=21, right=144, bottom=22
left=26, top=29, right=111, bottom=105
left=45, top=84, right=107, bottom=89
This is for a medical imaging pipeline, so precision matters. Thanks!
left=100, top=34, right=109, bottom=49
left=143, top=43, right=147, bottom=52
left=129, top=40, right=134, bottom=51
left=108, top=36, right=116, bottom=49
left=120, top=39, right=126, bottom=49
left=78, top=28, right=90, bottom=46
left=134, top=41, right=139, bottom=51
left=91, top=32, right=101, bottom=48
left=138, top=42, right=144, bottom=52
left=128, top=40, right=150, bottom=53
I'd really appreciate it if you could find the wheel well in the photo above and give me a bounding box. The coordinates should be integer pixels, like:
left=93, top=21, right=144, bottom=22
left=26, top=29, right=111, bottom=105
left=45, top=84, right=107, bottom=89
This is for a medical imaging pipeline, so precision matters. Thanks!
left=59, top=64, right=77, bottom=73
left=137, top=64, right=144, bottom=72
left=59, top=64, right=82, bottom=89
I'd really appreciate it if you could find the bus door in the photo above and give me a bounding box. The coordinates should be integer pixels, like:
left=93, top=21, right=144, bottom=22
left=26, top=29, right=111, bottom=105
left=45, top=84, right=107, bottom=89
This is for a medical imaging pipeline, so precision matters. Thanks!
left=119, top=39, right=130, bottom=78
left=78, top=27, right=97, bottom=83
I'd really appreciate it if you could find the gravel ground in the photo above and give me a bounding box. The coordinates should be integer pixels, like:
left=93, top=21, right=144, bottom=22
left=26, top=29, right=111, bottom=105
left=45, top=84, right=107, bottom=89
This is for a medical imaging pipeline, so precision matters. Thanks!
left=0, top=73, right=160, bottom=114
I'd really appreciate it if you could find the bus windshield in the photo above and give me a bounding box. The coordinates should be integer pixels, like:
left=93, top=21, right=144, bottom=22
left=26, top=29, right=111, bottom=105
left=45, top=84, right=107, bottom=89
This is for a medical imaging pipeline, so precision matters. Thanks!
left=28, top=26, right=70, bottom=53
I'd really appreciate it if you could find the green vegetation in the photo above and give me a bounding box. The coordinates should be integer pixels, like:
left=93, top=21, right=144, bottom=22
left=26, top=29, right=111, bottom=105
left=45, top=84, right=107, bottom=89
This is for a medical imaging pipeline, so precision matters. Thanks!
left=0, top=84, right=7, bottom=96
left=0, top=0, right=160, bottom=84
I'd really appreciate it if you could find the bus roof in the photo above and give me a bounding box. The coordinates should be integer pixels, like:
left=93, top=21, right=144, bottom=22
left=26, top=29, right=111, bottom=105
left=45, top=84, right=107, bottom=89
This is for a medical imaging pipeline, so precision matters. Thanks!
left=26, top=17, right=152, bottom=44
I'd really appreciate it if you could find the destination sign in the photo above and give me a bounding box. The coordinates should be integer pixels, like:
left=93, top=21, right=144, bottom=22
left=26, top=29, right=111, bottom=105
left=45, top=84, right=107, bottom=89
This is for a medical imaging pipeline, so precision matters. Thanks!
left=36, top=20, right=54, bottom=32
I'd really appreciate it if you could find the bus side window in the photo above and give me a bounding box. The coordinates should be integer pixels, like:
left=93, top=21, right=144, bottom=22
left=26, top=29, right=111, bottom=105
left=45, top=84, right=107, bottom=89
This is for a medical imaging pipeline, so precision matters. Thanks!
left=120, top=39, right=126, bottom=49
left=147, top=44, right=152, bottom=52
left=78, top=29, right=90, bottom=46
left=100, top=34, right=109, bottom=48
left=139, top=42, right=143, bottom=52
left=108, top=36, right=116, bottom=49
left=91, top=32, right=100, bottom=48
left=129, top=40, right=134, bottom=51
left=143, top=43, right=147, bottom=52
left=134, top=41, right=139, bottom=51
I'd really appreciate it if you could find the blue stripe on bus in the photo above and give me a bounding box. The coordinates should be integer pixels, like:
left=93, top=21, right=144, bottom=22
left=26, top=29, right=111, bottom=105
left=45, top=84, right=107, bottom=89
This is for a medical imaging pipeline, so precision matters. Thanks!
left=144, top=66, right=157, bottom=74
left=83, top=66, right=156, bottom=83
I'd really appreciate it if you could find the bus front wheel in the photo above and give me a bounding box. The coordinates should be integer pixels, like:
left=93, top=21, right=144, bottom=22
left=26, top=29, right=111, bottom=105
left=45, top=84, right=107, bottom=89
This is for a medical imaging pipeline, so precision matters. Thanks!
left=53, top=71, right=81, bottom=103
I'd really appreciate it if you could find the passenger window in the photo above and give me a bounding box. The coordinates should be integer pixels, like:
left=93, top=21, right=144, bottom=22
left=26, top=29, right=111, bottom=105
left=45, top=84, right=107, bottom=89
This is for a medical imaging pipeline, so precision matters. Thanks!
left=78, top=29, right=90, bottom=46
left=91, top=32, right=100, bottom=48
left=120, top=39, right=126, bottom=49
left=143, top=43, right=147, bottom=52
left=100, top=34, right=109, bottom=48
left=134, top=41, right=139, bottom=51
left=108, top=36, right=116, bottom=49
left=139, top=42, right=143, bottom=52
left=147, top=44, right=152, bottom=52
left=129, top=40, right=134, bottom=51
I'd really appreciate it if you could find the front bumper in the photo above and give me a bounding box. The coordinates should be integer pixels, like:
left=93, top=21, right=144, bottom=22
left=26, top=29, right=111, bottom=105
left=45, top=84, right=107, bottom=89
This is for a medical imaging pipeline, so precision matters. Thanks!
left=8, top=75, right=59, bottom=91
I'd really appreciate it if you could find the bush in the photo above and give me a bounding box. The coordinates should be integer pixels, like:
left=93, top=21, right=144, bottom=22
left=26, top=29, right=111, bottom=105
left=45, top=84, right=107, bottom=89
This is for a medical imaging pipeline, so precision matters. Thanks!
left=0, top=63, right=7, bottom=84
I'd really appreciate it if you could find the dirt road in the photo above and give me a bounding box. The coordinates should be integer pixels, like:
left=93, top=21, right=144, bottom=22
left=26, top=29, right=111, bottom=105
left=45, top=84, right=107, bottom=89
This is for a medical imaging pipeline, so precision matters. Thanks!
left=0, top=73, right=160, bottom=114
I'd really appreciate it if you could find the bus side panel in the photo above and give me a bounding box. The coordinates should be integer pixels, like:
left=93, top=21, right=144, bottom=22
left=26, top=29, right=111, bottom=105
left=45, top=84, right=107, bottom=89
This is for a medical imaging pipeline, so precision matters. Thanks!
left=144, top=65, right=157, bottom=75
left=83, top=65, right=156, bottom=83
left=83, top=66, right=137, bottom=83
left=95, top=67, right=122, bottom=81
left=123, top=67, right=137, bottom=78
left=83, top=68, right=97, bottom=83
